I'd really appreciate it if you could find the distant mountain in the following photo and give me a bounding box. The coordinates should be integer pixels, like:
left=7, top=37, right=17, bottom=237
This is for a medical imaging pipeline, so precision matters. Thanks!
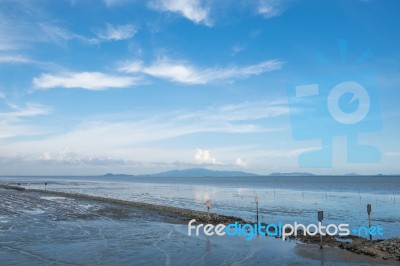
left=343, top=172, right=360, bottom=176
left=151, top=168, right=258, bottom=178
left=268, top=172, right=315, bottom=176
left=104, top=173, right=134, bottom=177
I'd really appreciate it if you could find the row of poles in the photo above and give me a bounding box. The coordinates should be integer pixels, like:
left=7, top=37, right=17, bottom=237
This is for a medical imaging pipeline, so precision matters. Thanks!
left=17, top=181, right=378, bottom=247
left=17, top=182, right=47, bottom=191
left=205, top=197, right=375, bottom=249
left=20, top=182, right=396, bottom=206
left=316, top=204, right=373, bottom=249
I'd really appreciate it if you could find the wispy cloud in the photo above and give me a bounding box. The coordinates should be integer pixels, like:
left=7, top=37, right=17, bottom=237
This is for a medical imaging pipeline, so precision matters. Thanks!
left=33, top=72, right=139, bottom=90
left=149, top=0, right=211, bottom=26
left=174, top=101, right=288, bottom=122
left=0, top=6, right=42, bottom=51
left=0, top=151, right=202, bottom=175
left=258, top=0, right=287, bottom=18
left=104, top=0, right=133, bottom=7
left=95, top=23, right=137, bottom=41
left=0, top=149, right=131, bottom=167
left=0, top=10, right=81, bottom=51
left=41, top=23, right=137, bottom=45
left=40, top=23, right=137, bottom=46
left=39, top=147, right=130, bottom=166
left=231, top=44, right=246, bottom=56
left=0, top=54, right=32, bottom=64
left=0, top=103, right=51, bottom=121
left=0, top=1, right=131, bottom=58
left=2, top=100, right=287, bottom=157
left=40, top=24, right=83, bottom=43
left=119, top=57, right=284, bottom=84
left=0, top=101, right=51, bottom=139
left=0, top=99, right=291, bottom=174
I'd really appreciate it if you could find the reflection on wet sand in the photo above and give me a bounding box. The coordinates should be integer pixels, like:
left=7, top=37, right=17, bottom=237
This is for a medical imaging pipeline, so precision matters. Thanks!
left=1, top=188, right=398, bottom=265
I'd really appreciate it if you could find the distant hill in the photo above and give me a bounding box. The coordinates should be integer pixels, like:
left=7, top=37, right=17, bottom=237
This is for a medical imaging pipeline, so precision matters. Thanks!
left=268, top=172, right=315, bottom=176
left=103, top=173, right=134, bottom=177
left=343, top=172, right=360, bottom=176
left=150, top=168, right=258, bottom=178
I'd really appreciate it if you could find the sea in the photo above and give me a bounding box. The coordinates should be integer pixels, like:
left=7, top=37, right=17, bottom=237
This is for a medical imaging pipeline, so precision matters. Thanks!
left=1, top=175, right=399, bottom=265
left=1, top=175, right=399, bottom=238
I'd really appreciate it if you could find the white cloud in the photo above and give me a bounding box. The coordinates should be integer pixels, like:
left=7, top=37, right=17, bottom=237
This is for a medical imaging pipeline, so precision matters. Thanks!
left=119, top=58, right=283, bottom=84
left=95, top=24, right=137, bottom=41
left=0, top=123, right=47, bottom=140
left=121, top=60, right=143, bottom=72
left=174, top=101, right=288, bottom=122
left=0, top=100, right=289, bottom=173
left=42, top=152, right=52, bottom=161
left=0, top=2, right=130, bottom=52
left=33, top=72, right=139, bottom=90
left=39, top=24, right=96, bottom=46
left=231, top=44, right=246, bottom=56
left=7, top=147, right=128, bottom=166
left=40, top=24, right=76, bottom=41
left=235, top=157, right=247, bottom=167
left=0, top=4, right=90, bottom=50
left=149, top=0, right=211, bottom=26
left=0, top=103, right=51, bottom=121
left=0, top=42, right=18, bottom=51
left=37, top=147, right=128, bottom=166
left=0, top=3, right=45, bottom=51
left=258, top=0, right=286, bottom=18
left=141, top=59, right=204, bottom=84
left=41, top=147, right=75, bottom=162
left=104, top=0, right=133, bottom=7
left=195, top=148, right=222, bottom=164
left=41, top=23, right=136, bottom=45
left=0, top=54, right=31, bottom=64
left=1, top=100, right=286, bottom=158
left=0, top=102, right=51, bottom=139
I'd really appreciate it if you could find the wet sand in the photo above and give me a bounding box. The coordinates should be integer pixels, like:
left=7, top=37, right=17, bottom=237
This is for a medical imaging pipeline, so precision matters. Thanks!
left=0, top=184, right=399, bottom=265
left=295, top=244, right=397, bottom=265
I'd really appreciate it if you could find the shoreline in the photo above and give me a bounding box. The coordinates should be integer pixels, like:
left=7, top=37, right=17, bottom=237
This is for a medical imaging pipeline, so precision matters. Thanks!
left=1, top=183, right=399, bottom=262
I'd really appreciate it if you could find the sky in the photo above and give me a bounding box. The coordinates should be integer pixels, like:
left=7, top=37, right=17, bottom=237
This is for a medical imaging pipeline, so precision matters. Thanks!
left=0, top=0, right=399, bottom=175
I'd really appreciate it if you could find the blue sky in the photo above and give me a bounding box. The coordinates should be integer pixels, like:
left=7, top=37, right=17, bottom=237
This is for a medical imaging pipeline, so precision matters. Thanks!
left=0, top=0, right=399, bottom=175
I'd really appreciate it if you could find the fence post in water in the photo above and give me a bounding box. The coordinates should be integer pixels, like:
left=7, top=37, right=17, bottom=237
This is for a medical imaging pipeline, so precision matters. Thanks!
left=367, top=204, right=372, bottom=240
left=318, top=211, right=323, bottom=249
left=205, top=199, right=211, bottom=217
left=255, top=196, right=259, bottom=235
left=45, top=182, right=47, bottom=191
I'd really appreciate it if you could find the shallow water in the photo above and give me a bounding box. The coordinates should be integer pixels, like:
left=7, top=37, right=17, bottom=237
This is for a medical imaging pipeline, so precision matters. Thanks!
left=2, top=175, right=398, bottom=239
left=0, top=188, right=395, bottom=265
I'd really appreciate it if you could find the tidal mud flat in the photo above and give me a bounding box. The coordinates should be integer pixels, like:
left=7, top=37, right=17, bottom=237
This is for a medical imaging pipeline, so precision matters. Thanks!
left=0, top=184, right=399, bottom=265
